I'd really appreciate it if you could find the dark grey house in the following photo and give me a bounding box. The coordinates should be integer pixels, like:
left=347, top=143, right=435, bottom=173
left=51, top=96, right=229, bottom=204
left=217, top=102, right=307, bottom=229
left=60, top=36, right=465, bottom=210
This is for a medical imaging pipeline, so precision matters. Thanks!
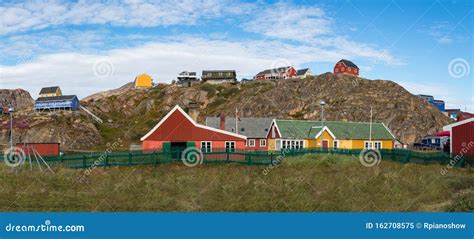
left=201, top=70, right=237, bottom=84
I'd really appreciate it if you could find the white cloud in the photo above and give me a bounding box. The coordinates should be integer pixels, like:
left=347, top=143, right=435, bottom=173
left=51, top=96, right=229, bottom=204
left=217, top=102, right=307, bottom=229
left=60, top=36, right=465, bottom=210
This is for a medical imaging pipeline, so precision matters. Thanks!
left=0, top=0, right=252, bottom=35
left=0, top=36, right=402, bottom=99
left=244, top=2, right=331, bottom=42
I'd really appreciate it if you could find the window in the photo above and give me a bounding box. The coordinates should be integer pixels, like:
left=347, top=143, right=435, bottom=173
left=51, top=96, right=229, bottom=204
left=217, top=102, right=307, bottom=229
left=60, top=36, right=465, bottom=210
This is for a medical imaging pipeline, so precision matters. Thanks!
left=365, top=141, right=382, bottom=150
left=334, top=140, right=338, bottom=149
left=218, top=72, right=223, bottom=77
left=241, top=128, right=245, bottom=132
left=225, top=141, right=236, bottom=152
left=248, top=139, right=255, bottom=147
left=355, top=69, right=358, bottom=73
left=201, top=141, right=212, bottom=152
left=431, top=138, right=436, bottom=144
left=260, top=139, right=267, bottom=147
left=279, top=139, right=304, bottom=150
left=348, top=68, right=351, bottom=72
left=335, top=68, right=339, bottom=72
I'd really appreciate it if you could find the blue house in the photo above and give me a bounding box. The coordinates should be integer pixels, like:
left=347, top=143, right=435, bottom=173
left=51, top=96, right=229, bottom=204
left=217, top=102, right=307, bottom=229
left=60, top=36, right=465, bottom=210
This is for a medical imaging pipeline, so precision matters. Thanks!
left=432, top=100, right=445, bottom=111
left=34, top=95, right=80, bottom=111
left=418, top=94, right=434, bottom=104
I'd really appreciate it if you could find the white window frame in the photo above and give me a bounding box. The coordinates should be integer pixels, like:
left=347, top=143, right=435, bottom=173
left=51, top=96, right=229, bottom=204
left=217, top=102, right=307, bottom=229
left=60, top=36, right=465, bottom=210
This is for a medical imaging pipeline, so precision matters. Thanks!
left=260, top=139, right=267, bottom=147
left=333, top=140, right=339, bottom=149
left=225, top=141, right=236, bottom=152
left=364, top=141, right=382, bottom=150
left=248, top=139, right=256, bottom=147
left=201, top=141, right=212, bottom=152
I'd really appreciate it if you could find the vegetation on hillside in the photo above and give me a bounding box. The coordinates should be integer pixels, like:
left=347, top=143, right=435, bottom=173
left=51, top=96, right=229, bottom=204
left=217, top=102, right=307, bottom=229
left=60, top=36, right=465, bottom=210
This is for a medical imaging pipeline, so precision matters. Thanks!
left=1, top=154, right=472, bottom=212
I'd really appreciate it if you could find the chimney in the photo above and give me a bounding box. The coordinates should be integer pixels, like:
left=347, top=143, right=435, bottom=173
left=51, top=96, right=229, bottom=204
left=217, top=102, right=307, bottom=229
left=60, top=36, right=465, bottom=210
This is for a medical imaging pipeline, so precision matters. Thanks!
left=219, top=112, right=225, bottom=130
left=187, top=102, right=199, bottom=122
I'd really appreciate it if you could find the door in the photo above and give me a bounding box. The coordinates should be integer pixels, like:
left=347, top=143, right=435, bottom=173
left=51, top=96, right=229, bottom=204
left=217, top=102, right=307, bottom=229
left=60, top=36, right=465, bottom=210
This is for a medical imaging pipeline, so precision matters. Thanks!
left=322, top=140, right=329, bottom=149
left=170, top=142, right=187, bottom=159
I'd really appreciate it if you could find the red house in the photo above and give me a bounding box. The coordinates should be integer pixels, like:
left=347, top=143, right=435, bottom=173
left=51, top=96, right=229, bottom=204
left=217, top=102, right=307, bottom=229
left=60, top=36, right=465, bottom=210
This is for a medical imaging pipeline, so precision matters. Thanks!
left=141, top=105, right=246, bottom=152
left=334, top=59, right=359, bottom=76
left=255, top=66, right=297, bottom=80
left=16, top=143, right=60, bottom=157
left=443, top=118, right=474, bottom=158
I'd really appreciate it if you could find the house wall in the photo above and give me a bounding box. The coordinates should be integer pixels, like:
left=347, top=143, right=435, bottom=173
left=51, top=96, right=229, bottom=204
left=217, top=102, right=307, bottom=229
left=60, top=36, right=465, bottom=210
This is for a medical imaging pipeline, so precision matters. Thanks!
left=312, top=130, right=335, bottom=148
left=143, top=140, right=245, bottom=151
left=333, top=62, right=359, bottom=76
left=246, top=138, right=268, bottom=151
left=16, top=143, right=60, bottom=156
left=351, top=139, right=394, bottom=149
left=452, top=121, right=474, bottom=156
left=268, top=138, right=276, bottom=150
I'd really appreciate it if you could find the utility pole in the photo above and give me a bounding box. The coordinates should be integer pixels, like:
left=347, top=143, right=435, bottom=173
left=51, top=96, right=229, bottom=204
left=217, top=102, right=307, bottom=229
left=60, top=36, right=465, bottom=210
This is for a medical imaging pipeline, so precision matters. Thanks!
left=320, top=100, right=326, bottom=150
left=9, top=107, right=15, bottom=150
left=369, top=107, right=373, bottom=149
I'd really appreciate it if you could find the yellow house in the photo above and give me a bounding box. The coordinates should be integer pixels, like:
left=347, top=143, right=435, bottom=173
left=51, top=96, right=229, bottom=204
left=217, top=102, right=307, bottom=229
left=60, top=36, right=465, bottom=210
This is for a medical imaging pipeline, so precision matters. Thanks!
left=267, top=119, right=395, bottom=150
left=134, top=73, right=153, bottom=88
left=39, top=86, right=62, bottom=97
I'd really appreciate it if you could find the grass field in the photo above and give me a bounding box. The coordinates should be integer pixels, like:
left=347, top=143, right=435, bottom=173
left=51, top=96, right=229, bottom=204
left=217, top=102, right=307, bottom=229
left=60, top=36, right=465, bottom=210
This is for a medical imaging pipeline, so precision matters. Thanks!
left=0, top=154, right=472, bottom=212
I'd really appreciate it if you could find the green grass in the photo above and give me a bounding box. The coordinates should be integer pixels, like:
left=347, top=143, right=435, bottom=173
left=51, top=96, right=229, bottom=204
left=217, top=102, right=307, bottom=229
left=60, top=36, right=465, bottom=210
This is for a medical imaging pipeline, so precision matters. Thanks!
left=0, top=154, right=472, bottom=212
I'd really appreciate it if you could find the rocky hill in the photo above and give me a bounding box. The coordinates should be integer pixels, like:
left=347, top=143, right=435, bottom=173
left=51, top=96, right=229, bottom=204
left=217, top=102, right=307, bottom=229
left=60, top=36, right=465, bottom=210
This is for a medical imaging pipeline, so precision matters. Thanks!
left=0, top=89, right=34, bottom=110
left=0, top=73, right=452, bottom=150
left=81, top=73, right=451, bottom=146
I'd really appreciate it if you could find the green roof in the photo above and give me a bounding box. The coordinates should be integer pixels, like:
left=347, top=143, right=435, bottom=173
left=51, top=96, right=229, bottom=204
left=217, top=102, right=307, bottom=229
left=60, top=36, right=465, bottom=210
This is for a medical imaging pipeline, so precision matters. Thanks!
left=275, top=120, right=395, bottom=140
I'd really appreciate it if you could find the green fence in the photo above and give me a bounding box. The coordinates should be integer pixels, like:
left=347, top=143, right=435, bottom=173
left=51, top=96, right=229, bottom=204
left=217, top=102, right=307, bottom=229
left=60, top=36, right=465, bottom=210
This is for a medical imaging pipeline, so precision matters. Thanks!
left=33, top=147, right=470, bottom=169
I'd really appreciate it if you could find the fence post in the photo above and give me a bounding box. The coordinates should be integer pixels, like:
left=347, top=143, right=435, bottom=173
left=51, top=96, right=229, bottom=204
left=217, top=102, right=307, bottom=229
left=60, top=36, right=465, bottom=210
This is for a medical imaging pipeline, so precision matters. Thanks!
left=226, top=150, right=230, bottom=162
left=128, top=152, right=132, bottom=165
left=153, top=152, right=158, bottom=165
left=404, top=150, right=411, bottom=164
left=270, top=153, right=274, bottom=165
left=104, top=153, right=109, bottom=167
left=82, top=155, right=86, bottom=168
left=248, top=153, right=252, bottom=165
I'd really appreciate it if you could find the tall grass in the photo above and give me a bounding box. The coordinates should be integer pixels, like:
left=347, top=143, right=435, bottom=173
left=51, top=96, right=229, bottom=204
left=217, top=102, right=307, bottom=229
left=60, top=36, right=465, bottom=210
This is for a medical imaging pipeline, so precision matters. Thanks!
left=0, top=154, right=472, bottom=212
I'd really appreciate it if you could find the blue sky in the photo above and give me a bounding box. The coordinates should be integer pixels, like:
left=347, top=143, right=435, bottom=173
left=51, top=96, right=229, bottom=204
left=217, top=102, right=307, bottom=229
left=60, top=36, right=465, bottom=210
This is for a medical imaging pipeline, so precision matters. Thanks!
left=0, top=0, right=472, bottom=111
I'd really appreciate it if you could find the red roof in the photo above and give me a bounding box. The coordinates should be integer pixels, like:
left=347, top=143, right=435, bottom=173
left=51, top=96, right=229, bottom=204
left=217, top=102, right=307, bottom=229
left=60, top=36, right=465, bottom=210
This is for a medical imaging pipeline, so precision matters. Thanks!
left=432, top=131, right=450, bottom=137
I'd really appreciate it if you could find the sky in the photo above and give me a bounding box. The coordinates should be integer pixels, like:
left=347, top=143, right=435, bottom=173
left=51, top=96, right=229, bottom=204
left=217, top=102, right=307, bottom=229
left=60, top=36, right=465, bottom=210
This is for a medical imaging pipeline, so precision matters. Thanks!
left=0, top=0, right=472, bottom=111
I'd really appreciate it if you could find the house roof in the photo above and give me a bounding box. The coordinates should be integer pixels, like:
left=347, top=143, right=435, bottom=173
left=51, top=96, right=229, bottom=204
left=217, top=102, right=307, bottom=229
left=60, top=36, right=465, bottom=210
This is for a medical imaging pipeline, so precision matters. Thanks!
left=337, top=59, right=359, bottom=69
left=443, top=117, right=474, bottom=131
left=35, top=95, right=78, bottom=102
left=273, top=119, right=395, bottom=140
left=39, top=86, right=60, bottom=95
left=205, top=117, right=274, bottom=138
left=256, top=66, right=291, bottom=76
left=141, top=105, right=246, bottom=141
left=296, top=68, right=310, bottom=76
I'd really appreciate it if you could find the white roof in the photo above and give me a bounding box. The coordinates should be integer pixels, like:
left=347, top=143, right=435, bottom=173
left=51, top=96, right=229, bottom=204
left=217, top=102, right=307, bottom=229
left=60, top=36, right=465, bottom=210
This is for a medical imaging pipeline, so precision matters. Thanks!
left=140, top=105, right=247, bottom=141
left=443, top=117, right=474, bottom=131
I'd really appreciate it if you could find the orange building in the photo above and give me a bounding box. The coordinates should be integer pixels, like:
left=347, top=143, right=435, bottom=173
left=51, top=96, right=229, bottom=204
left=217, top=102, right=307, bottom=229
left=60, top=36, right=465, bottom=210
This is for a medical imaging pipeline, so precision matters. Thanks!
left=134, top=73, right=153, bottom=88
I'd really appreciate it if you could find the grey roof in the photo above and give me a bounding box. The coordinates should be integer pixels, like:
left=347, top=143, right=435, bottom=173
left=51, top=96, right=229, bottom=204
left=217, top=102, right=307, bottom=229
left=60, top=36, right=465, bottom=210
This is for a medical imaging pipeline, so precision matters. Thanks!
left=36, top=95, right=78, bottom=102
left=337, top=59, right=359, bottom=69
left=205, top=117, right=274, bottom=138
left=39, top=86, right=60, bottom=94
left=256, top=66, right=290, bottom=76
left=296, top=68, right=310, bottom=75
